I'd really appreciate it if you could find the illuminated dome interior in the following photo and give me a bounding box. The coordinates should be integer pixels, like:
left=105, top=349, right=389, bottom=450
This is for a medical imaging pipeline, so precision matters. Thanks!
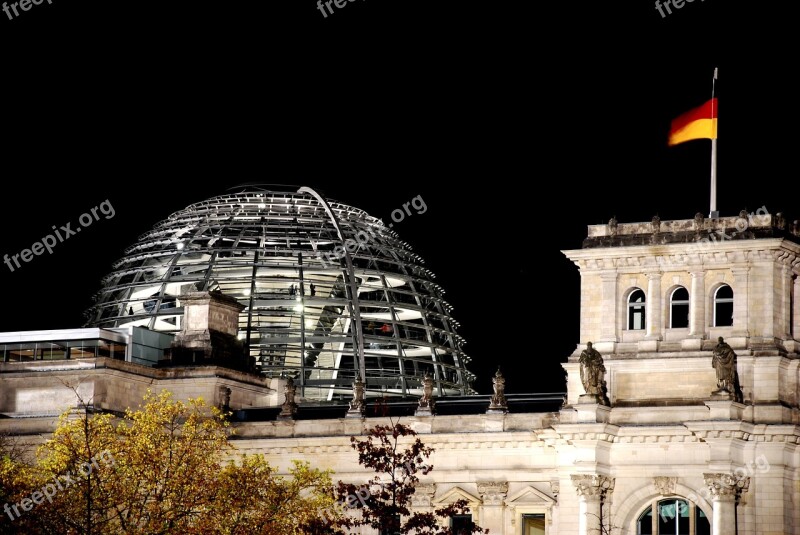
left=85, top=186, right=476, bottom=401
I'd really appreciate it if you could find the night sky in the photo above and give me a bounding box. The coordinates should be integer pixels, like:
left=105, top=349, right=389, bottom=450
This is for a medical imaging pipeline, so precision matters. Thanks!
left=1, top=0, right=796, bottom=396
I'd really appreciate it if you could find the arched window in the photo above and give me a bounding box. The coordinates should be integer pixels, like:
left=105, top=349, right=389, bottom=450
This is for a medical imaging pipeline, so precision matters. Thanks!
left=628, top=289, right=646, bottom=330
left=714, top=285, right=734, bottom=327
left=637, top=498, right=710, bottom=535
left=670, top=287, right=690, bottom=328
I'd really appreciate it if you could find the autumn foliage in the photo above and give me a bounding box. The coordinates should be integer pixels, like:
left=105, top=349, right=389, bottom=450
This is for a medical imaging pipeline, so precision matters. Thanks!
left=0, top=391, right=340, bottom=535
left=1, top=392, right=486, bottom=534
left=326, top=421, right=488, bottom=534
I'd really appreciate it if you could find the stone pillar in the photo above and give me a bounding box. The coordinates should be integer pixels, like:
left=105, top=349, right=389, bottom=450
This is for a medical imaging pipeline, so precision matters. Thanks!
left=167, top=290, right=247, bottom=369
left=478, top=482, right=508, bottom=533
left=599, top=271, right=618, bottom=342
left=781, top=265, right=793, bottom=339
left=730, top=267, right=750, bottom=337
left=690, top=270, right=706, bottom=338
left=646, top=272, right=662, bottom=339
left=793, top=273, right=800, bottom=340
left=571, top=474, right=614, bottom=535
left=703, top=473, right=747, bottom=535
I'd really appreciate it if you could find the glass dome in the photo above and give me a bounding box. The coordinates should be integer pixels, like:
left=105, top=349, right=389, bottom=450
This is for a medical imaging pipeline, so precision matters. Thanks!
left=85, top=186, right=476, bottom=400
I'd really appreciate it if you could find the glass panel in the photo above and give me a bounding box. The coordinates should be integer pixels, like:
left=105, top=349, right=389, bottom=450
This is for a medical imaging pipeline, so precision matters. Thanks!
left=9, top=343, right=36, bottom=362
left=716, top=285, right=733, bottom=299
left=657, top=501, right=677, bottom=533
left=677, top=500, right=690, bottom=534
left=715, top=301, right=734, bottom=326
left=629, top=289, right=646, bottom=330
left=670, top=287, right=690, bottom=328
left=657, top=500, right=689, bottom=535
left=672, top=287, right=689, bottom=301
left=38, top=343, right=68, bottom=360
left=671, top=303, right=690, bottom=328
left=522, top=514, right=546, bottom=535
left=637, top=506, right=653, bottom=535
left=695, top=506, right=711, bottom=535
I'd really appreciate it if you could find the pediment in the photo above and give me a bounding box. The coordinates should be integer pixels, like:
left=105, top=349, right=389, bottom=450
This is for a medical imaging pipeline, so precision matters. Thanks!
left=506, top=485, right=556, bottom=506
left=433, top=486, right=481, bottom=506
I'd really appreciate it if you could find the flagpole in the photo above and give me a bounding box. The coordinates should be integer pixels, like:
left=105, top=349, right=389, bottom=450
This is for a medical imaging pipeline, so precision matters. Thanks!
left=709, top=67, right=718, bottom=218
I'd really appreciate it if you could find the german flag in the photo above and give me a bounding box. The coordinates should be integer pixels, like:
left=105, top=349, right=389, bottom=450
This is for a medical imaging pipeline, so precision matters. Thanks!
left=668, top=98, right=718, bottom=146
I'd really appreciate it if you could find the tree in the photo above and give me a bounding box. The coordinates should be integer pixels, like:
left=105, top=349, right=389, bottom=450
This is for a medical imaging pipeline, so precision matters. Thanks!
left=1, top=389, right=343, bottom=535
left=1, top=431, right=39, bottom=534
left=330, top=420, right=488, bottom=534
left=197, top=457, right=340, bottom=535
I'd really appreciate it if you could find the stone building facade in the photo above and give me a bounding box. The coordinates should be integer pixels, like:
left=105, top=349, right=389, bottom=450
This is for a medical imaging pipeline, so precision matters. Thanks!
left=1, top=212, right=798, bottom=534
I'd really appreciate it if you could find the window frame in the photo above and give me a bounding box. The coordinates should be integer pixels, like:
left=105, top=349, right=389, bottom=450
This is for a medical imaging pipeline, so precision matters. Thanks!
left=669, top=286, right=690, bottom=329
left=713, top=284, right=734, bottom=327
left=636, top=497, right=710, bottom=535
left=628, top=288, right=647, bottom=331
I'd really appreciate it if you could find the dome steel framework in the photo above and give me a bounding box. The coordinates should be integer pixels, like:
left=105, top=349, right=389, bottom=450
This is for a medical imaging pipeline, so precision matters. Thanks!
left=85, top=186, right=476, bottom=400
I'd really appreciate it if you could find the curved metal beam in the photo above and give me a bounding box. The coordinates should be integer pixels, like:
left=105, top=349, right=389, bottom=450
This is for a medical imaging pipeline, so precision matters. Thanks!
left=298, top=187, right=366, bottom=383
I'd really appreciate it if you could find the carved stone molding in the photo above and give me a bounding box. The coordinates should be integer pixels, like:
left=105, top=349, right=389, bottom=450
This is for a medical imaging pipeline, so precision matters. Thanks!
left=653, top=476, right=677, bottom=496
left=571, top=474, right=615, bottom=498
left=550, top=480, right=560, bottom=499
left=556, top=431, right=617, bottom=442
left=703, top=473, right=750, bottom=501
left=411, top=483, right=436, bottom=507
left=477, top=482, right=509, bottom=505
left=687, top=429, right=752, bottom=441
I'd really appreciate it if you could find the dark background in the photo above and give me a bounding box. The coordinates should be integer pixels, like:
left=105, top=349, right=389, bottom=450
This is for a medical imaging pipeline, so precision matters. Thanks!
left=0, top=0, right=796, bottom=395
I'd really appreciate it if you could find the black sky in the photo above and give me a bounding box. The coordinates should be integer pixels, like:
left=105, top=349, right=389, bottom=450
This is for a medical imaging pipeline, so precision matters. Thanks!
left=1, top=0, right=796, bottom=395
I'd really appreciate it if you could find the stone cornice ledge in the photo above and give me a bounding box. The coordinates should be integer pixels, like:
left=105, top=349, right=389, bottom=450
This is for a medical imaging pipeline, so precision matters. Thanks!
left=683, top=421, right=757, bottom=441
left=538, top=423, right=620, bottom=446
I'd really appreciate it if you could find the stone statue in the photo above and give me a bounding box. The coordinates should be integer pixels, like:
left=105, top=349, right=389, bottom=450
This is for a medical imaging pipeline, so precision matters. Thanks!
left=651, top=215, right=661, bottom=233
left=277, top=376, right=298, bottom=420
left=579, top=342, right=609, bottom=405
left=218, top=386, right=232, bottom=412
left=711, top=337, right=743, bottom=402
left=419, top=373, right=434, bottom=407
left=694, top=212, right=705, bottom=231
left=346, top=378, right=366, bottom=417
left=608, top=216, right=618, bottom=236
left=415, top=373, right=435, bottom=415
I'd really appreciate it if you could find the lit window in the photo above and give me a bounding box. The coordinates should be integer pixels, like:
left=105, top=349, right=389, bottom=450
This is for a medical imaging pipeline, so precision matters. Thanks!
left=713, top=285, right=734, bottom=327
left=637, top=498, right=709, bottom=535
left=670, top=287, right=690, bottom=328
left=522, top=513, right=545, bottom=535
left=628, top=289, right=646, bottom=330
